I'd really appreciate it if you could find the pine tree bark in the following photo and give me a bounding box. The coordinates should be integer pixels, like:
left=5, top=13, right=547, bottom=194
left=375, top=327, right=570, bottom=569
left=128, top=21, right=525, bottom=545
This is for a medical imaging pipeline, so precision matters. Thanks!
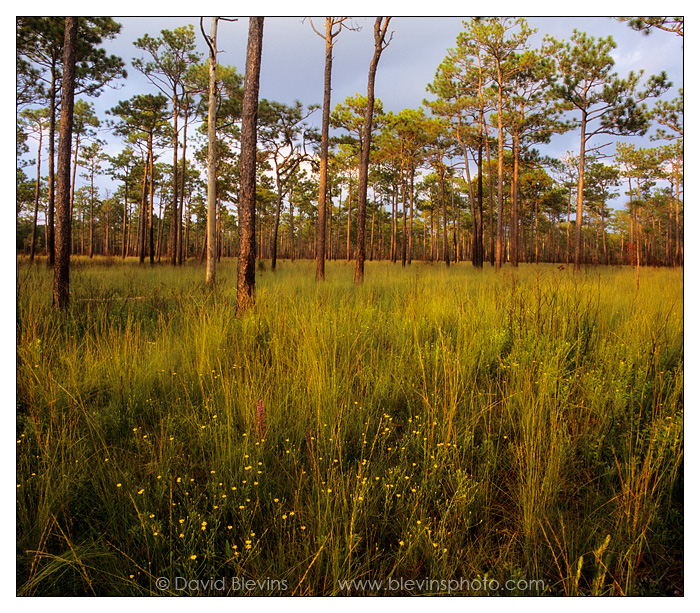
left=236, top=17, right=263, bottom=314
left=441, top=169, right=450, bottom=267
left=574, top=112, right=587, bottom=271
left=315, top=17, right=334, bottom=281
left=354, top=17, right=391, bottom=284
left=89, top=170, right=95, bottom=259
left=495, top=64, right=505, bottom=269
left=205, top=17, right=218, bottom=284
left=138, top=154, right=148, bottom=264
left=169, top=95, right=179, bottom=265
left=148, top=145, right=155, bottom=264
left=178, top=101, right=189, bottom=264
left=408, top=170, right=415, bottom=265
left=53, top=17, right=77, bottom=309
left=346, top=186, right=352, bottom=261
left=401, top=172, right=407, bottom=267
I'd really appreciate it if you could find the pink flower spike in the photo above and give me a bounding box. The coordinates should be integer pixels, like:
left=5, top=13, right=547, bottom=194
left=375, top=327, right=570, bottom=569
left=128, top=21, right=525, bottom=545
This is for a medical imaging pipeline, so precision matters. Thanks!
left=254, top=399, right=266, bottom=439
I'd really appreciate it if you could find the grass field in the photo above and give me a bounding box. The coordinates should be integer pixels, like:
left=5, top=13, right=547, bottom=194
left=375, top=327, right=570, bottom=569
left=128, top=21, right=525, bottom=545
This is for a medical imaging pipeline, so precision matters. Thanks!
left=16, top=257, right=683, bottom=596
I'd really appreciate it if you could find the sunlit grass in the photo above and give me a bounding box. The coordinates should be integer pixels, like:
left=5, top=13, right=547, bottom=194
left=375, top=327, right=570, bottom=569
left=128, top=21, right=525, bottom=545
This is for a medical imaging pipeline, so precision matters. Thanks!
left=16, top=257, right=683, bottom=595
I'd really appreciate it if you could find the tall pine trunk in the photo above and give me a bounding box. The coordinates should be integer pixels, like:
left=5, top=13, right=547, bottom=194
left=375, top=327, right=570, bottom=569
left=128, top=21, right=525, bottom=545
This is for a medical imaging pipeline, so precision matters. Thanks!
left=495, top=68, right=505, bottom=269
left=148, top=145, right=155, bottom=264
left=354, top=17, right=391, bottom=284
left=178, top=102, right=188, bottom=264
left=510, top=135, right=520, bottom=267
left=346, top=185, right=353, bottom=261
left=89, top=172, right=95, bottom=258
left=574, top=112, right=587, bottom=271
left=401, top=172, right=407, bottom=266
left=441, top=168, right=450, bottom=267
left=53, top=17, right=77, bottom=309
left=236, top=17, right=263, bottom=314
left=315, top=17, right=334, bottom=281
left=169, top=94, right=179, bottom=265
left=408, top=170, right=415, bottom=265
left=205, top=17, right=218, bottom=284
left=138, top=156, right=148, bottom=264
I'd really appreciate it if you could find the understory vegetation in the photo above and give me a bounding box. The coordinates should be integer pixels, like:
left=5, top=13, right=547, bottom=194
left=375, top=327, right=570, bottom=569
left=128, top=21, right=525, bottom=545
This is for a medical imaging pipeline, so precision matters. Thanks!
left=16, top=258, right=683, bottom=595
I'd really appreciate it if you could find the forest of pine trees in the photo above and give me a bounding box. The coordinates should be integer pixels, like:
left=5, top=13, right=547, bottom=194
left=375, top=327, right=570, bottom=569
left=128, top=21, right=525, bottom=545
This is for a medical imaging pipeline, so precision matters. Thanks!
left=16, top=17, right=683, bottom=292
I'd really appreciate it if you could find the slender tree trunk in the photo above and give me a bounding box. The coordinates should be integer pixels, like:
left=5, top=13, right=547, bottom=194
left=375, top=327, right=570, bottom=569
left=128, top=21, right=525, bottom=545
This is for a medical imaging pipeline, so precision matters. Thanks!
left=408, top=169, right=415, bottom=265
left=69, top=133, right=80, bottom=227
left=89, top=173, right=94, bottom=259
left=156, top=197, right=164, bottom=261
left=298, top=209, right=304, bottom=259
left=452, top=182, right=459, bottom=263
left=236, top=17, right=263, bottom=313
left=289, top=191, right=296, bottom=262
left=574, top=112, right=587, bottom=271
left=674, top=162, right=681, bottom=266
left=138, top=158, right=148, bottom=264
left=218, top=191, right=224, bottom=262
left=346, top=186, right=352, bottom=261
left=335, top=213, right=340, bottom=260
left=355, top=17, right=391, bottom=284
left=510, top=135, right=520, bottom=267
left=104, top=202, right=109, bottom=256
left=441, top=169, right=450, bottom=267
left=178, top=101, right=188, bottom=264
left=121, top=183, right=129, bottom=259
left=430, top=206, right=435, bottom=261
left=127, top=203, right=133, bottom=256
left=602, top=214, right=609, bottom=265
left=329, top=196, right=334, bottom=260
left=148, top=145, right=155, bottom=264
left=476, top=134, right=484, bottom=267
left=495, top=69, right=505, bottom=270
left=437, top=208, right=441, bottom=262
left=483, top=118, right=495, bottom=266
left=550, top=210, right=555, bottom=263
left=53, top=17, right=77, bottom=309
left=565, top=185, right=571, bottom=265
left=534, top=194, right=540, bottom=264
left=169, top=94, right=179, bottom=265
left=455, top=119, right=475, bottom=266
left=315, top=17, right=334, bottom=281
left=391, top=186, right=396, bottom=263
left=30, top=129, right=43, bottom=262
left=271, top=184, right=283, bottom=271
left=205, top=20, right=219, bottom=282
left=47, top=64, right=57, bottom=266
left=636, top=210, right=641, bottom=289
left=401, top=171, right=407, bottom=267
